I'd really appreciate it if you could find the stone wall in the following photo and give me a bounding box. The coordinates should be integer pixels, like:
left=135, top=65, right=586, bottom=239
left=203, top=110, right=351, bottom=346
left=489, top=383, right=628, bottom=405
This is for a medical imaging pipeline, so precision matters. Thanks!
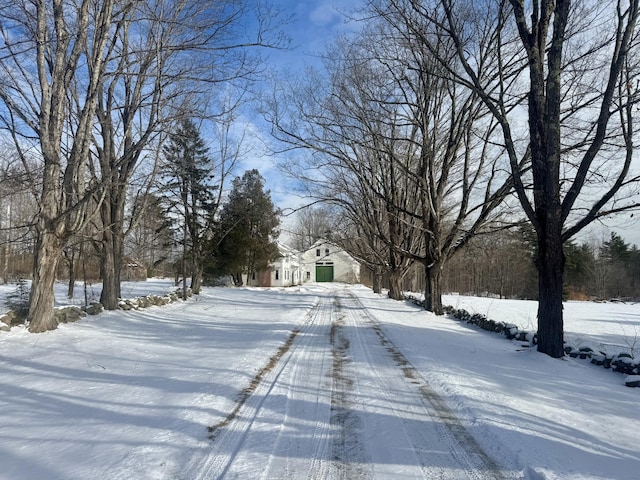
left=404, top=294, right=640, bottom=388
left=1, top=288, right=191, bottom=333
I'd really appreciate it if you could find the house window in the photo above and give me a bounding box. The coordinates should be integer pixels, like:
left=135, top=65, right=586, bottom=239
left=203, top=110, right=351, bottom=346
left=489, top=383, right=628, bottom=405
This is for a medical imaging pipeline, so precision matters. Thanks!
left=325, top=248, right=330, bottom=255
left=316, top=248, right=321, bottom=256
left=306, top=271, right=311, bottom=280
left=252, top=272, right=256, bottom=280
left=275, top=269, right=279, bottom=280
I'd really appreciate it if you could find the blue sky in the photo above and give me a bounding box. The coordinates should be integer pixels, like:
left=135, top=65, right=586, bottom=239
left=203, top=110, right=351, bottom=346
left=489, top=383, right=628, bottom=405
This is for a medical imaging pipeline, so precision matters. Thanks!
left=233, top=1, right=364, bottom=238
left=237, top=1, right=640, bottom=247
left=273, top=0, right=360, bottom=61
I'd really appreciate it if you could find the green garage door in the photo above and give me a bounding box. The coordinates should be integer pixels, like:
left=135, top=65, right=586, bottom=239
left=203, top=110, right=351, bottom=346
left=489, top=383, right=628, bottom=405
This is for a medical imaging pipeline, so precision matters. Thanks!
left=316, top=265, right=334, bottom=282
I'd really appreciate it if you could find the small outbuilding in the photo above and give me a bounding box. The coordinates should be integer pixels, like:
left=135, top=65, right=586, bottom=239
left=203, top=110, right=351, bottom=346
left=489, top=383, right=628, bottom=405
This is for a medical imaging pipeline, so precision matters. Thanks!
left=122, top=257, right=147, bottom=281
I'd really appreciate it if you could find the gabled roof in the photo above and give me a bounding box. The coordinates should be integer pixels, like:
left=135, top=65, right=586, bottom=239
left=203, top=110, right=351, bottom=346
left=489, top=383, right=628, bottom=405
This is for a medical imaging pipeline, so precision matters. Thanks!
left=276, top=241, right=298, bottom=257
left=304, top=238, right=358, bottom=264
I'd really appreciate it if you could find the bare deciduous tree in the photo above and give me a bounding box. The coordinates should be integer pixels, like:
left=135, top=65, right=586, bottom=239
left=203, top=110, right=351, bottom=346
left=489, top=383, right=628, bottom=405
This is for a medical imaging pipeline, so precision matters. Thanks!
left=0, top=0, right=120, bottom=332
left=269, top=14, right=515, bottom=308
left=267, top=36, right=424, bottom=299
left=0, top=0, right=288, bottom=330
left=370, top=12, right=515, bottom=313
left=0, top=152, right=36, bottom=284
left=390, top=0, right=640, bottom=356
left=290, top=206, right=334, bottom=252
left=94, top=0, right=288, bottom=309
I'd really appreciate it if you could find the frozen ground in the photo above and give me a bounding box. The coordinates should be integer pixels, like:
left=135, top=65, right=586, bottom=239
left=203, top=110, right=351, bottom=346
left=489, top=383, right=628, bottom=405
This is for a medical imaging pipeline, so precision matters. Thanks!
left=0, top=280, right=639, bottom=479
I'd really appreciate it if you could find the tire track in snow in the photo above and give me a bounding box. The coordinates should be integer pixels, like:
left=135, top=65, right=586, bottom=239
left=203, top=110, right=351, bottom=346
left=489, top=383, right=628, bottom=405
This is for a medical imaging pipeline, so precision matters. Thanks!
left=205, top=328, right=300, bottom=442
left=329, top=297, right=372, bottom=479
left=181, top=287, right=510, bottom=479
left=342, top=290, right=509, bottom=480
left=180, top=295, right=335, bottom=479
left=257, top=296, right=334, bottom=480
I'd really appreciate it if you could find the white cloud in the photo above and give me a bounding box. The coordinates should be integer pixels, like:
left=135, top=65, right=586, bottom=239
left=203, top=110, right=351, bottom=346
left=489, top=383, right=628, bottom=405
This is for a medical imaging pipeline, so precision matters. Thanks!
left=308, top=1, right=341, bottom=27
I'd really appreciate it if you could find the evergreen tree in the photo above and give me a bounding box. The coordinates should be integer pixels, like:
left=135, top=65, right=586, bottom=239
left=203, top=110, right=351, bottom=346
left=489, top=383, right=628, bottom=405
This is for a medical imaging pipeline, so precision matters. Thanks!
left=601, top=232, right=632, bottom=299
left=563, top=241, right=594, bottom=299
left=213, top=169, right=280, bottom=285
left=162, top=119, right=218, bottom=296
left=629, top=245, right=640, bottom=300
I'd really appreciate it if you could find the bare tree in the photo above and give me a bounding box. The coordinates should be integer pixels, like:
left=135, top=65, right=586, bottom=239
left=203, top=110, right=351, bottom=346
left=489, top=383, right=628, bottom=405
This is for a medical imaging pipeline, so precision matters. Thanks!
left=93, top=0, right=287, bottom=309
left=290, top=206, right=334, bottom=251
left=443, top=227, right=538, bottom=300
left=269, top=14, right=515, bottom=307
left=371, top=13, right=516, bottom=314
left=329, top=142, right=421, bottom=300
left=267, top=35, right=424, bottom=299
left=388, top=0, right=640, bottom=356
left=125, top=193, right=177, bottom=278
left=0, top=0, right=288, bottom=330
left=0, top=0, right=122, bottom=332
left=0, top=152, right=36, bottom=284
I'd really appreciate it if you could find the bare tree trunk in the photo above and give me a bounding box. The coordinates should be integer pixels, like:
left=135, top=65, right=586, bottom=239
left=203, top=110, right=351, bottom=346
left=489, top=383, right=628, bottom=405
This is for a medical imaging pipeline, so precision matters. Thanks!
left=388, top=268, right=404, bottom=300
left=387, top=220, right=411, bottom=300
left=82, top=242, right=89, bottom=307
left=28, top=230, right=62, bottom=333
left=372, top=265, right=383, bottom=294
left=99, top=198, right=124, bottom=309
left=182, top=226, right=188, bottom=300
left=63, top=244, right=78, bottom=299
left=536, top=221, right=566, bottom=357
left=67, top=258, right=76, bottom=299
left=1, top=246, right=7, bottom=285
left=191, top=262, right=203, bottom=294
left=1, top=203, right=9, bottom=284
left=424, top=264, right=444, bottom=315
left=100, top=240, right=119, bottom=309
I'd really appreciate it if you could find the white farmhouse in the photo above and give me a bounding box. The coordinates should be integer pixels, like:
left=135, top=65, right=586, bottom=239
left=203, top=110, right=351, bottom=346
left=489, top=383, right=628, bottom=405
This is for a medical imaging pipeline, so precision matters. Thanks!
left=243, top=239, right=360, bottom=287
left=244, top=242, right=302, bottom=287
left=271, top=243, right=302, bottom=287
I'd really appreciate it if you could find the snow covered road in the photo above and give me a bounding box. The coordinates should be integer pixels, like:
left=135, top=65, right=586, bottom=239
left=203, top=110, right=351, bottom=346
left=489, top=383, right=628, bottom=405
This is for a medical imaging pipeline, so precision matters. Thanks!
left=182, top=288, right=510, bottom=479
left=4, top=281, right=639, bottom=480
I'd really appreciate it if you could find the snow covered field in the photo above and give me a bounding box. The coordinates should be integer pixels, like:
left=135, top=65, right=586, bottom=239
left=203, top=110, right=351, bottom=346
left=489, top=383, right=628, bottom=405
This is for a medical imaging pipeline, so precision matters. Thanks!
left=0, top=280, right=639, bottom=479
left=443, top=293, right=640, bottom=356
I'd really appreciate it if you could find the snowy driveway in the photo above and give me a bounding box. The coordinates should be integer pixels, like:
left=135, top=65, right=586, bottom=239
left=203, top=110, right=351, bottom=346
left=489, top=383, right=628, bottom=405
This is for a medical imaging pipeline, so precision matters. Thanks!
left=4, top=282, right=639, bottom=480
left=182, top=287, right=508, bottom=479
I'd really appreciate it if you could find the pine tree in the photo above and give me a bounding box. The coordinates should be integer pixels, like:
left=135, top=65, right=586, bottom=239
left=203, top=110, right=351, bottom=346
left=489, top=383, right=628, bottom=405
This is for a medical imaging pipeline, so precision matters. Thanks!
left=213, top=169, right=280, bottom=285
left=601, top=233, right=632, bottom=299
left=162, top=119, right=218, bottom=296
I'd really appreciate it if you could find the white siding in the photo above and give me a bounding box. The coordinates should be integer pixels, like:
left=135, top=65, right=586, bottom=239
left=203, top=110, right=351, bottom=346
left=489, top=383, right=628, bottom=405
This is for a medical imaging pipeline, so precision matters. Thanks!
left=300, top=240, right=360, bottom=284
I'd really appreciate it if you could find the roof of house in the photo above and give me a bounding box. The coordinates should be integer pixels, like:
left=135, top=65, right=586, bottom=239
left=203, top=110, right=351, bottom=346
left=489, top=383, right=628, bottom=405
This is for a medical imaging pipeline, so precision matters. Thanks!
left=274, top=239, right=359, bottom=265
